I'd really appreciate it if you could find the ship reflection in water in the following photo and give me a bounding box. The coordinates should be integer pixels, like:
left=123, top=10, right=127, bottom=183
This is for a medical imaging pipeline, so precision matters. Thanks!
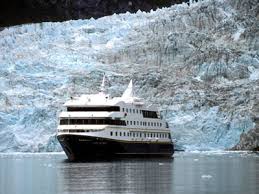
left=60, top=157, right=173, bottom=193
left=0, top=152, right=259, bottom=194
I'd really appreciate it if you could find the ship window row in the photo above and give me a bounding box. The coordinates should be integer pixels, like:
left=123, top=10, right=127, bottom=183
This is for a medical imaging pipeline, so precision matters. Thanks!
left=59, top=129, right=103, bottom=133
left=126, top=120, right=162, bottom=127
left=122, top=108, right=158, bottom=118
left=60, top=119, right=126, bottom=126
left=67, top=106, right=120, bottom=112
left=142, top=110, right=158, bottom=118
left=110, top=131, right=171, bottom=139
left=122, top=108, right=142, bottom=114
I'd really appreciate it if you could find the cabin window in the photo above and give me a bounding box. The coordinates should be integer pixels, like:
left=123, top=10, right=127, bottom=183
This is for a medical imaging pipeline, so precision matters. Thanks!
left=60, top=119, right=68, bottom=125
left=130, top=121, right=132, bottom=125
left=154, top=123, right=156, bottom=127
left=151, top=122, right=153, bottom=126
left=137, top=121, right=139, bottom=125
left=123, top=132, right=126, bottom=136
left=133, top=109, right=135, bottom=113
left=110, top=132, right=113, bottom=136
left=59, top=119, right=126, bottom=126
left=133, top=133, right=135, bottom=137
left=67, top=106, right=120, bottom=112
left=126, top=108, right=128, bottom=113
left=120, top=132, right=122, bottom=136
left=115, top=132, right=118, bottom=136
left=148, top=122, right=150, bottom=126
left=142, top=110, right=158, bottom=118
left=134, top=121, right=136, bottom=125
left=129, top=109, right=132, bottom=113
left=136, top=109, right=138, bottom=114
left=127, top=121, right=129, bottom=125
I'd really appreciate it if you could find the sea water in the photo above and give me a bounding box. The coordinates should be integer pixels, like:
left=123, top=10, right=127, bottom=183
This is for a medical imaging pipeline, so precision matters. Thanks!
left=0, top=151, right=258, bottom=194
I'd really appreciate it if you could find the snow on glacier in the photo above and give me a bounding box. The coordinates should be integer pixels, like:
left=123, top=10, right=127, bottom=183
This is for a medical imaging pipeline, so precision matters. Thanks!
left=0, top=0, right=258, bottom=152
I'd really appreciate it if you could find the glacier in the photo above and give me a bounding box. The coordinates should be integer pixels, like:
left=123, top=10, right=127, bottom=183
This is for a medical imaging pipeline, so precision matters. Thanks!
left=0, top=0, right=258, bottom=152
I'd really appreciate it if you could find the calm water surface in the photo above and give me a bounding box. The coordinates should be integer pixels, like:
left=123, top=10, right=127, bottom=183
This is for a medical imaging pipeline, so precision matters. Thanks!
left=0, top=151, right=258, bottom=194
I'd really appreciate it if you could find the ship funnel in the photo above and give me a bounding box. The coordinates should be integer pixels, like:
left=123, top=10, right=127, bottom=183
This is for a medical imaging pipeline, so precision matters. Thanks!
left=122, top=80, right=134, bottom=98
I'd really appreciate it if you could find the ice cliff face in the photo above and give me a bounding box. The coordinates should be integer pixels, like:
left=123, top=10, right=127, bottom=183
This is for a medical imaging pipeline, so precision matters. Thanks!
left=0, top=0, right=258, bottom=152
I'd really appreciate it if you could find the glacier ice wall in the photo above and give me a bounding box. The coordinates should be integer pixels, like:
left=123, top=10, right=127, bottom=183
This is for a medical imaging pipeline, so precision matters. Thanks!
left=0, top=0, right=258, bottom=152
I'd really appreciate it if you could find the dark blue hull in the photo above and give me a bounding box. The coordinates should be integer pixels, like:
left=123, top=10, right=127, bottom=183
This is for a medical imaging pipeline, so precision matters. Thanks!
left=57, top=134, right=174, bottom=161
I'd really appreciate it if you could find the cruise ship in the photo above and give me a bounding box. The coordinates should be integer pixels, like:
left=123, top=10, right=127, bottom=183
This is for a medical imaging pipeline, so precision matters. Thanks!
left=57, top=77, right=174, bottom=161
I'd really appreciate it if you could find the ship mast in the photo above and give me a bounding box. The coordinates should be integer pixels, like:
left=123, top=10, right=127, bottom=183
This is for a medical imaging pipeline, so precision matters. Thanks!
left=122, top=79, right=134, bottom=98
left=100, top=74, right=106, bottom=94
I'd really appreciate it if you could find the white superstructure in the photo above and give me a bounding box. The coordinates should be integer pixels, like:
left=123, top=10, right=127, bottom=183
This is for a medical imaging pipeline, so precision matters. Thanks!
left=57, top=77, right=172, bottom=144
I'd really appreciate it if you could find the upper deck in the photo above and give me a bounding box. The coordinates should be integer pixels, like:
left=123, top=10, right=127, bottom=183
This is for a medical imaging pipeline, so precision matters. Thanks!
left=58, top=78, right=169, bottom=131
